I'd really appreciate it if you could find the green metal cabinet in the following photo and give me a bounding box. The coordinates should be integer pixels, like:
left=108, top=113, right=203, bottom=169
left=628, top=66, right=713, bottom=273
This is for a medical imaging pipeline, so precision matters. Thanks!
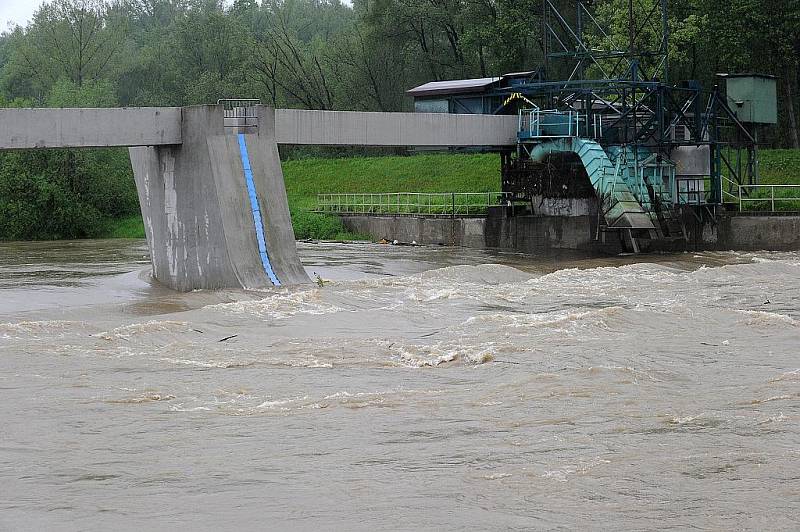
left=724, top=74, right=778, bottom=124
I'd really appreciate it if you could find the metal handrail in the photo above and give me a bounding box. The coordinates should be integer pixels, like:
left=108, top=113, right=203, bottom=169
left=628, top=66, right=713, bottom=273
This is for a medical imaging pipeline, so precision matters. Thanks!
left=219, top=99, right=260, bottom=128
left=519, top=108, right=584, bottom=138
left=315, top=192, right=511, bottom=216
left=737, top=184, right=800, bottom=212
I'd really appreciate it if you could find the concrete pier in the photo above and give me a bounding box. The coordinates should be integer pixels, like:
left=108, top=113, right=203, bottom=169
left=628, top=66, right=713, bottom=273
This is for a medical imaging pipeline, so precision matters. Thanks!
left=129, top=106, right=307, bottom=290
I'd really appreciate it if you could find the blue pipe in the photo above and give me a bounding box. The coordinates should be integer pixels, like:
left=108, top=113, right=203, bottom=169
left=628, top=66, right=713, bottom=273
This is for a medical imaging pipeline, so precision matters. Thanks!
left=237, top=133, right=281, bottom=287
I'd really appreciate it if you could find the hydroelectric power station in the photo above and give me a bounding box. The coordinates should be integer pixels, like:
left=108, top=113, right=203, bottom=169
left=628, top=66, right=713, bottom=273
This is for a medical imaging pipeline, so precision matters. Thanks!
left=406, top=0, right=777, bottom=252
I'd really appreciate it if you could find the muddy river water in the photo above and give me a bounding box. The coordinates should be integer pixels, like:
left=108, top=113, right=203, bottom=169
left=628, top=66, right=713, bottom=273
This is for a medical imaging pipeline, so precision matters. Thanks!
left=1, top=239, right=798, bottom=530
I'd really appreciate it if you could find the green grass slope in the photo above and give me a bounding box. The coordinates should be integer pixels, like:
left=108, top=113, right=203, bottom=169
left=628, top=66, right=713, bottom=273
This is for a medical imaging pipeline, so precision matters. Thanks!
left=283, top=153, right=499, bottom=211
left=758, top=150, right=800, bottom=184
left=728, top=150, right=800, bottom=210
left=284, top=153, right=499, bottom=239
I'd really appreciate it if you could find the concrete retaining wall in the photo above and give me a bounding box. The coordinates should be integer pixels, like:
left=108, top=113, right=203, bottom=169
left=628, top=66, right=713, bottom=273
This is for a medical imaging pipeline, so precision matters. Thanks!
left=342, top=216, right=488, bottom=248
left=341, top=214, right=621, bottom=253
left=682, top=215, right=800, bottom=251
left=341, top=213, right=800, bottom=254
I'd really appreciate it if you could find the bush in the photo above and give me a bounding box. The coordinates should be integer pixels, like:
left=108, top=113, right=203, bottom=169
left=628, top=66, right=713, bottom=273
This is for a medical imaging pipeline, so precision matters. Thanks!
left=0, top=148, right=139, bottom=240
left=291, top=210, right=370, bottom=240
left=291, top=210, right=352, bottom=240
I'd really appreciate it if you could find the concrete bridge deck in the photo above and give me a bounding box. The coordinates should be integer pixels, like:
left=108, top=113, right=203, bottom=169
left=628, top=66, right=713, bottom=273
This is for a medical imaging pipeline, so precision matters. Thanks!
left=0, top=107, right=183, bottom=148
left=0, top=106, right=518, bottom=149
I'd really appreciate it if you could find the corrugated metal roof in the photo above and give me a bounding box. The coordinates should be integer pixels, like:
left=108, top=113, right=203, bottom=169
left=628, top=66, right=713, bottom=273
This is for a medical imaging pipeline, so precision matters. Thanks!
left=502, top=70, right=538, bottom=78
left=717, top=73, right=777, bottom=80
left=406, top=77, right=501, bottom=97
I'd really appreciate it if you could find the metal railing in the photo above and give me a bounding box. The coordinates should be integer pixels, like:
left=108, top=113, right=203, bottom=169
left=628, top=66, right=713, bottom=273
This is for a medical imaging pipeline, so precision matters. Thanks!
left=516, top=107, right=615, bottom=140
left=736, top=184, right=800, bottom=212
left=316, top=192, right=510, bottom=216
left=219, top=98, right=260, bottom=129
left=675, top=176, right=707, bottom=205
left=519, top=109, right=583, bottom=138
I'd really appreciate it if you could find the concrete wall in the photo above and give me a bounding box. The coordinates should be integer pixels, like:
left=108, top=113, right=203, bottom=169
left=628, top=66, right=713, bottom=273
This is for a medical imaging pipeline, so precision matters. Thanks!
left=341, top=214, right=615, bottom=253
left=341, top=213, right=800, bottom=255
left=0, top=107, right=181, bottom=148
left=529, top=195, right=596, bottom=217
left=342, top=216, right=483, bottom=247
left=676, top=215, right=800, bottom=252
left=275, top=109, right=518, bottom=146
left=723, top=216, right=800, bottom=250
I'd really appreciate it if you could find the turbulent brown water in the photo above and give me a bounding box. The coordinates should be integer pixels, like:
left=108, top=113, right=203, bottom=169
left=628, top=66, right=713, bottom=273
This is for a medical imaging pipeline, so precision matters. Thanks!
left=1, top=239, right=799, bottom=530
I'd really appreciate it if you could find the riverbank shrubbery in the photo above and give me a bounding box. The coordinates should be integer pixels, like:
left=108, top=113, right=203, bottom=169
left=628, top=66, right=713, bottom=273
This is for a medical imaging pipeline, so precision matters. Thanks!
left=290, top=210, right=369, bottom=241
left=0, top=148, right=138, bottom=240
left=0, top=85, right=141, bottom=241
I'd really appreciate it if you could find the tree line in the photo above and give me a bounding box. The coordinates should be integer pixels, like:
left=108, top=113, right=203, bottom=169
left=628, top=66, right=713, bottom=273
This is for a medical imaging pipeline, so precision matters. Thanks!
left=0, top=0, right=798, bottom=239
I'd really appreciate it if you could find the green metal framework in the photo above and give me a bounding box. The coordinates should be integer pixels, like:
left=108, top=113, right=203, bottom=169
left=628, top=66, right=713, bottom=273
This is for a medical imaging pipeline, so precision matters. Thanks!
left=493, top=0, right=760, bottom=242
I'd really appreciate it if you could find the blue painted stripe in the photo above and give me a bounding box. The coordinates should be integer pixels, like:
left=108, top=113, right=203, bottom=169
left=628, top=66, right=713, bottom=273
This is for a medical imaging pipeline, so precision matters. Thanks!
left=238, top=133, right=281, bottom=286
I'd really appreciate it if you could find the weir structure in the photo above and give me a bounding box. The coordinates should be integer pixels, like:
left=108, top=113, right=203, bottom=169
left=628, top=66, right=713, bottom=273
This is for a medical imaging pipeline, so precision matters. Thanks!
left=0, top=104, right=518, bottom=291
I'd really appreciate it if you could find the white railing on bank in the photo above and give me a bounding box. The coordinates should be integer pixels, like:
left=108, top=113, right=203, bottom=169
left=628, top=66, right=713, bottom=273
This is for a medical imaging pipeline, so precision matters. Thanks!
left=316, top=192, right=510, bottom=216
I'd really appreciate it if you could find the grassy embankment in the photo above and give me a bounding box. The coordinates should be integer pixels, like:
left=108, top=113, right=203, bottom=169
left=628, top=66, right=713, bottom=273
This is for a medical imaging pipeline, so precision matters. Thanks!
left=105, top=153, right=500, bottom=240
left=104, top=149, right=800, bottom=239
left=738, top=149, right=800, bottom=210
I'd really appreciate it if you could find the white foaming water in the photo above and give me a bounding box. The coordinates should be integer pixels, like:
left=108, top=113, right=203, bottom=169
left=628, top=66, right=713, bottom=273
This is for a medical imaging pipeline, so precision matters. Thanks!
left=1, top=240, right=799, bottom=530
left=207, top=289, right=347, bottom=320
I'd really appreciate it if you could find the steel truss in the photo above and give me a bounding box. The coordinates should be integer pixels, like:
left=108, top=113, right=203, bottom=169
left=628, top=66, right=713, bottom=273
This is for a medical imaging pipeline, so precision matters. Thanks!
left=497, top=0, right=759, bottom=210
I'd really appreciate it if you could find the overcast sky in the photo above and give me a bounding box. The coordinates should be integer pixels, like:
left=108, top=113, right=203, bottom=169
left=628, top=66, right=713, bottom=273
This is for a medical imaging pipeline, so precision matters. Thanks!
left=0, top=0, right=40, bottom=29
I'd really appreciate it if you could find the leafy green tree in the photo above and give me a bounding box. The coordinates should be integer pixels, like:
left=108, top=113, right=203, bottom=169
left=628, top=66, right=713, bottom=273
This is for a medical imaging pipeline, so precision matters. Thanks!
left=4, top=0, right=127, bottom=98
left=47, top=78, right=118, bottom=107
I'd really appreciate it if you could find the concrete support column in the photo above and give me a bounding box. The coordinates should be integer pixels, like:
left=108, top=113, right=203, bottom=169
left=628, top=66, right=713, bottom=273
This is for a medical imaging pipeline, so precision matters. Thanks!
left=130, top=105, right=308, bottom=291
